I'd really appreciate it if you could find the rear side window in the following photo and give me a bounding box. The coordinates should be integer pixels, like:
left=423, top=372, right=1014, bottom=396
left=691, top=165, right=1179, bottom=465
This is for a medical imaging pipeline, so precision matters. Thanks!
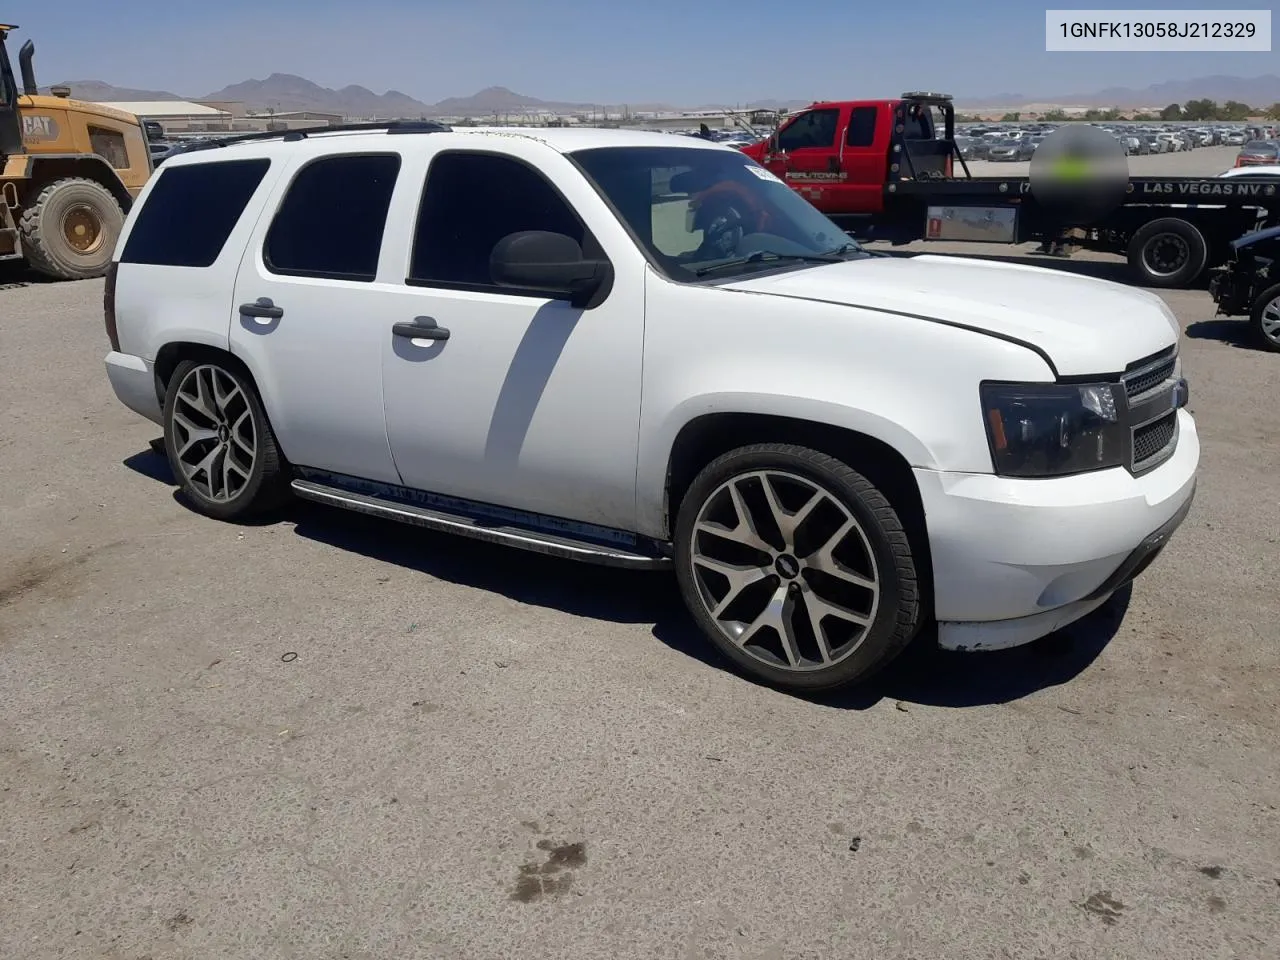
left=845, top=106, right=877, bottom=147
left=121, top=158, right=270, bottom=267
left=264, top=153, right=400, bottom=282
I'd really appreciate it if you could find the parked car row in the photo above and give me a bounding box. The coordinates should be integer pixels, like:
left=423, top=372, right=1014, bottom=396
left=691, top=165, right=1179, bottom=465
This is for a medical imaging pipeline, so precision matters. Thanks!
left=955, top=121, right=1279, bottom=163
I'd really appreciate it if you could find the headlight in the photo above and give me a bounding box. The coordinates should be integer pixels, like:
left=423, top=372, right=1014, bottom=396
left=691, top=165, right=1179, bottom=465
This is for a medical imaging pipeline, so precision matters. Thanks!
left=980, top=382, right=1126, bottom=478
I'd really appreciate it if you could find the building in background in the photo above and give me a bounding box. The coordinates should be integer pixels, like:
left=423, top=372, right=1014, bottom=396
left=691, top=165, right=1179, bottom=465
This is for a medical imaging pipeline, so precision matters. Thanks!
left=95, top=101, right=344, bottom=137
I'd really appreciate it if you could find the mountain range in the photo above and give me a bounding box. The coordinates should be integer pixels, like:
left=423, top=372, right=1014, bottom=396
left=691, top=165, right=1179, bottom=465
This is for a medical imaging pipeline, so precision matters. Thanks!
left=42, top=74, right=742, bottom=116
left=42, top=72, right=1280, bottom=117
left=964, top=74, right=1280, bottom=108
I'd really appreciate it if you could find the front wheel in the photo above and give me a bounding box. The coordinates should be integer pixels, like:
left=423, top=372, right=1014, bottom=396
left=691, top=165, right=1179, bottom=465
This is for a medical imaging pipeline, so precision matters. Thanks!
left=673, top=443, right=923, bottom=693
left=162, top=359, right=291, bottom=521
left=1251, top=283, right=1280, bottom=353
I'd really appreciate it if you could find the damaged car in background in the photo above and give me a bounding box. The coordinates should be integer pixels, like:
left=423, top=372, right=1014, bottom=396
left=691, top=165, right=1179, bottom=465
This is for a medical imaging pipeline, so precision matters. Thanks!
left=1209, top=223, right=1280, bottom=352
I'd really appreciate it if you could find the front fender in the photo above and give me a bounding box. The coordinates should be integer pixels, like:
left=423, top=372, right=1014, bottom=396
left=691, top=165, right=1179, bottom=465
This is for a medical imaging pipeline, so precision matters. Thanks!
left=636, top=392, right=937, bottom=535
left=635, top=267, right=1055, bottom=538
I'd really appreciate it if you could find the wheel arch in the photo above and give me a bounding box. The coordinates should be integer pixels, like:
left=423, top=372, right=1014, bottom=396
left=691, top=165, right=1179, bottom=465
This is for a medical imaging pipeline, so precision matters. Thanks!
left=153, top=340, right=259, bottom=409
left=22, top=155, right=133, bottom=212
left=660, top=410, right=934, bottom=613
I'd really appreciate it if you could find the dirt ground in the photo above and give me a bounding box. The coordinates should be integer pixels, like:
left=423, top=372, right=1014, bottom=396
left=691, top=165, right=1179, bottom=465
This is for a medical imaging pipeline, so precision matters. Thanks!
left=1, top=167, right=1278, bottom=957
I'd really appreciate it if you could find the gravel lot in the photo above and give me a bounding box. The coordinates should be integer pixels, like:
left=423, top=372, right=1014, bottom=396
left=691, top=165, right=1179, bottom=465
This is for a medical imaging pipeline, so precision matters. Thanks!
left=2, top=148, right=1278, bottom=959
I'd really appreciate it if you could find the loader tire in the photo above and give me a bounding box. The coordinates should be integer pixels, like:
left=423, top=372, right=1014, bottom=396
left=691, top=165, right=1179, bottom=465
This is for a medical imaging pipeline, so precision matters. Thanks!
left=18, top=178, right=124, bottom=281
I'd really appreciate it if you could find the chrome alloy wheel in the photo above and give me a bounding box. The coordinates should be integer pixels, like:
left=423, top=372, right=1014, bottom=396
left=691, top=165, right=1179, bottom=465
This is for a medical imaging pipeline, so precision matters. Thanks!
left=1260, top=294, right=1280, bottom=346
left=688, top=469, right=880, bottom=672
left=171, top=364, right=257, bottom=502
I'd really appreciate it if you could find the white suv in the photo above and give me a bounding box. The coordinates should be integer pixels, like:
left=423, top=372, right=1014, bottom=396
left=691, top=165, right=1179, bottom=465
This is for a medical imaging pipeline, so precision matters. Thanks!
left=102, top=122, right=1199, bottom=693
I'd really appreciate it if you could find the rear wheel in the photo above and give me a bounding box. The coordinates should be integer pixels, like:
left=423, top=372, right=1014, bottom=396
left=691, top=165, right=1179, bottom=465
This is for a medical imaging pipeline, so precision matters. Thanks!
left=1127, top=218, right=1208, bottom=289
left=18, top=177, right=125, bottom=280
left=162, top=359, right=291, bottom=521
left=1250, top=283, right=1280, bottom=353
left=673, top=443, right=922, bottom=693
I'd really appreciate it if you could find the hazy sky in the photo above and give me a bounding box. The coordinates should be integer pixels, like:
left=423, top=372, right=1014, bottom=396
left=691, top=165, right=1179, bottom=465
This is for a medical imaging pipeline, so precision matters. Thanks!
left=11, top=0, right=1276, bottom=102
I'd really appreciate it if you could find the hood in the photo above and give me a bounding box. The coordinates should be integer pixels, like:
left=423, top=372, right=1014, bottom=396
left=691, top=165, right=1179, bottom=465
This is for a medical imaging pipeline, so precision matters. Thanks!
left=721, top=254, right=1179, bottom=376
left=1231, top=223, right=1280, bottom=251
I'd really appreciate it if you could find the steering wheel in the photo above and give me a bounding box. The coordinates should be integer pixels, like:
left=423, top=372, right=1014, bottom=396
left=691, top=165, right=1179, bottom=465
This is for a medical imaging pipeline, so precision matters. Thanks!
left=697, top=202, right=747, bottom=259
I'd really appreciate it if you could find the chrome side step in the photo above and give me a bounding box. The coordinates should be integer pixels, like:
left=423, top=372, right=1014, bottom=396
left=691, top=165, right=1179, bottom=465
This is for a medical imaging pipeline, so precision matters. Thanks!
left=290, top=478, right=671, bottom=570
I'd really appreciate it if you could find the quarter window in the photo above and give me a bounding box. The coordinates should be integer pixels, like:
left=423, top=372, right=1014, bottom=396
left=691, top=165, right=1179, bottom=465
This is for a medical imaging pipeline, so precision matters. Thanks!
left=120, top=158, right=270, bottom=268
left=265, top=153, right=400, bottom=282
left=409, top=151, right=596, bottom=292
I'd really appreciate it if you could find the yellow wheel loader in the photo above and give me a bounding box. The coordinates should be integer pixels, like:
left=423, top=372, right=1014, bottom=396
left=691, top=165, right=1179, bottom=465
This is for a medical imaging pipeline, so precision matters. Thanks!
left=0, top=24, right=152, bottom=280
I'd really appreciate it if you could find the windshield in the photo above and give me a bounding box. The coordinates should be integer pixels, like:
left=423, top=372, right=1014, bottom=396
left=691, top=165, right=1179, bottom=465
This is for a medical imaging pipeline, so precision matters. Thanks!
left=569, top=145, right=864, bottom=283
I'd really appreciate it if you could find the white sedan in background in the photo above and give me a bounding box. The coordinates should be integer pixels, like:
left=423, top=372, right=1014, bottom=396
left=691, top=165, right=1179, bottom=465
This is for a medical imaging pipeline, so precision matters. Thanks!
left=1217, top=165, right=1280, bottom=178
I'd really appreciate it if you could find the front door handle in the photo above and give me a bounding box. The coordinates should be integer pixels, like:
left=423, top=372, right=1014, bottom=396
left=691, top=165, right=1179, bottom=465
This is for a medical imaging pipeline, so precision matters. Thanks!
left=392, top=317, right=450, bottom=341
left=240, top=297, right=283, bottom=320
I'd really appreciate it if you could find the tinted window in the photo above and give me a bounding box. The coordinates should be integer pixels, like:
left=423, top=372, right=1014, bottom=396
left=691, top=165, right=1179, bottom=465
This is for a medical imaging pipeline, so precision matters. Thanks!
left=121, top=158, right=270, bottom=267
left=845, top=106, right=877, bottom=147
left=410, top=151, right=590, bottom=290
left=776, top=109, right=839, bottom=151
left=265, top=153, right=400, bottom=281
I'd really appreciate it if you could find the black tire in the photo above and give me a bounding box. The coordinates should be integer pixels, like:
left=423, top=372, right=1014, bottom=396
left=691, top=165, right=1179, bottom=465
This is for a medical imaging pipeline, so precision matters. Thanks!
left=673, top=443, right=922, bottom=693
left=18, top=177, right=125, bottom=281
left=1127, top=218, right=1208, bottom=289
left=1250, top=282, right=1280, bottom=353
left=162, top=358, right=291, bottom=522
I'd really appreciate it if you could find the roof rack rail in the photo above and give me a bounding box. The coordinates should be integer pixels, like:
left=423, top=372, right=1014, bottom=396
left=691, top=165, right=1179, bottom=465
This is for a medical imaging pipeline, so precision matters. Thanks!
left=179, top=120, right=452, bottom=153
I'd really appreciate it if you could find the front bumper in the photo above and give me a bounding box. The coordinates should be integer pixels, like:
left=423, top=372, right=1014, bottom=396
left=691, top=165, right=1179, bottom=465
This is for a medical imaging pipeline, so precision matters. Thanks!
left=1208, top=268, right=1255, bottom=317
left=915, top=410, right=1200, bottom=651
left=105, top=351, right=163, bottom=425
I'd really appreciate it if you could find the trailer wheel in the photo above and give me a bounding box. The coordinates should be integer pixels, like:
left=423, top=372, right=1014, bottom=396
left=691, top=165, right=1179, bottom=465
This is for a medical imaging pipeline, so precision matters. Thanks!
left=1250, top=283, right=1280, bottom=353
left=1127, top=218, right=1208, bottom=289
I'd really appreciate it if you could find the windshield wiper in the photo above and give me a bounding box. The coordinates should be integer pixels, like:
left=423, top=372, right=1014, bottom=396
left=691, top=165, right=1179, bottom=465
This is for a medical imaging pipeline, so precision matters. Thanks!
left=823, top=242, right=862, bottom=257
left=694, top=250, right=848, bottom=277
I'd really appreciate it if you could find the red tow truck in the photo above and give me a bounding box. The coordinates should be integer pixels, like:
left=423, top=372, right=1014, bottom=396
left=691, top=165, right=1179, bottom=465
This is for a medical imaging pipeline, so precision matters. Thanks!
left=738, top=92, right=1280, bottom=288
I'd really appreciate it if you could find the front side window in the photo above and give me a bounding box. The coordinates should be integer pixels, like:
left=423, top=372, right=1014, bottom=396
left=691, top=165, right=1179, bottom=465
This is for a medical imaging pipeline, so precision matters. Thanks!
left=776, top=109, right=839, bottom=152
left=265, top=153, right=400, bottom=282
left=571, top=145, right=863, bottom=283
left=409, top=151, right=595, bottom=291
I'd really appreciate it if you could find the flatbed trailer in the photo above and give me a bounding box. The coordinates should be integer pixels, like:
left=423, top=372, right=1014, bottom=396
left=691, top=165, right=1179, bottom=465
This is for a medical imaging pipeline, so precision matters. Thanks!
left=739, top=93, right=1280, bottom=288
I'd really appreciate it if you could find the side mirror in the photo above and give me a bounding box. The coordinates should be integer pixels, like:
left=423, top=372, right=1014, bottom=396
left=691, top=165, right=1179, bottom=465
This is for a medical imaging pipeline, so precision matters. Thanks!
left=490, top=231, right=612, bottom=308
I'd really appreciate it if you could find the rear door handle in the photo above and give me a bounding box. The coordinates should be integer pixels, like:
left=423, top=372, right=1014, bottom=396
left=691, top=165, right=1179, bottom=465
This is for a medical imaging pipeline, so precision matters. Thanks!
left=392, top=317, right=450, bottom=341
left=240, top=297, right=284, bottom=320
